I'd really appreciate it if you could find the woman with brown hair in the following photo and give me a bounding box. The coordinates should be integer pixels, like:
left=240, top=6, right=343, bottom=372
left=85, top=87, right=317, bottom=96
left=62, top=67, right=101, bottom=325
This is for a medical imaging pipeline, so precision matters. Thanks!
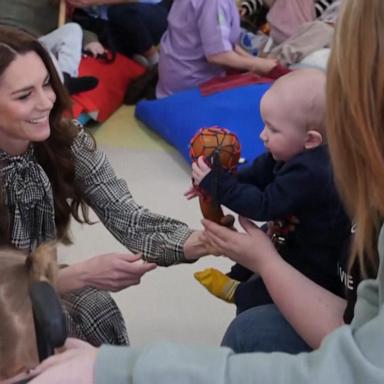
left=0, top=25, right=213, bottom=350
left=29, top=1, right=384, bottom=382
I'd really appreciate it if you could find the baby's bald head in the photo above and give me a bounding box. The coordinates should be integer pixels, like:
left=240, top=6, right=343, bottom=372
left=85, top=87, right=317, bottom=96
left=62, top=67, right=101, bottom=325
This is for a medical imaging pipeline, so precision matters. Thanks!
left=263, top=68, right=327, bottom=138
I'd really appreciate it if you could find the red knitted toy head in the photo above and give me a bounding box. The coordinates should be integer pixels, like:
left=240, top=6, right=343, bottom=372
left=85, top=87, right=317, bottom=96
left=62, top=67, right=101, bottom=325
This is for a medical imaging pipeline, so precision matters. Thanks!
left=189, top=126, right=241, bottom=172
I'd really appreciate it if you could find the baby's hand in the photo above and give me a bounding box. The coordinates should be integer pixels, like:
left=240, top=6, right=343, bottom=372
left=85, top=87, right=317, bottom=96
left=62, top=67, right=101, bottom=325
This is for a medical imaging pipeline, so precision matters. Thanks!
left=184, top=185, right=200, bottom=200
left=192, top=156, right=212, bottom=185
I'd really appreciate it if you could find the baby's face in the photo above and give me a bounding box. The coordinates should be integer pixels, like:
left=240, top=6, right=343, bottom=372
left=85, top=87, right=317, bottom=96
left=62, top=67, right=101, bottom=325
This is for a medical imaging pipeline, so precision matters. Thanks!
left=259, top=88, right=308, bottom=162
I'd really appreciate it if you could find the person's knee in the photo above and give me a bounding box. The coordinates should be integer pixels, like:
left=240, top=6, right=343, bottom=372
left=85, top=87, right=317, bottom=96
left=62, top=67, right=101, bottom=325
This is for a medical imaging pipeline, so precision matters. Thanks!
left=222, top=305, right=278, bottom=353
left=221, top=304, right=310, bottom=354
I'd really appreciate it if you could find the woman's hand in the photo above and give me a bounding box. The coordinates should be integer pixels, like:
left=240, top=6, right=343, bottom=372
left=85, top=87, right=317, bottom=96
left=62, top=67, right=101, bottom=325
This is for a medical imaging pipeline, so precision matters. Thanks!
left=57, top=252, right=156, bottom=294
left=183, top=230, right=222, bottom=261
left=29, top=339, right=97, bottom=384
left=202, top=216, right=281, bottom=274
left=72, top=253, right=157, bottom=292
left=192, top=156, right=211, bottom=186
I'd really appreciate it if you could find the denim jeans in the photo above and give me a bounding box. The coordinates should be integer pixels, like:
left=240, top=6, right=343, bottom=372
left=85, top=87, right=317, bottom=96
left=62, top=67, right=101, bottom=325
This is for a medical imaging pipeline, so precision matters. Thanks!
left=221, top=304, right=312, bottom=354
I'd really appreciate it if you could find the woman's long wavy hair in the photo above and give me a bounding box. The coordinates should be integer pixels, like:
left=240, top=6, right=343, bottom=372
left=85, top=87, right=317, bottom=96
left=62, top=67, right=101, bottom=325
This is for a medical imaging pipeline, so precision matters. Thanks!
left=0, top=26, right=93, bottom=245
left=326, top=0, right=384, bottom=275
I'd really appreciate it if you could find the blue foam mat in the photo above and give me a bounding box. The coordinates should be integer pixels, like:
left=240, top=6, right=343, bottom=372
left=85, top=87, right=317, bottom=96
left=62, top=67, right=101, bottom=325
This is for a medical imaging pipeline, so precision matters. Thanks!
left=135, top=82, right=272, bottom=165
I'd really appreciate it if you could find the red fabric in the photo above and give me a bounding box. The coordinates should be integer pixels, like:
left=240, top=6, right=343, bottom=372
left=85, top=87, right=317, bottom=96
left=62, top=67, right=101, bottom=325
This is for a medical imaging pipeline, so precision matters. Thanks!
left=199, top=64, right=290, bottom=96
left=267, top=63, right=291, bottom=79
left=71, top=53, right=145, bottom=122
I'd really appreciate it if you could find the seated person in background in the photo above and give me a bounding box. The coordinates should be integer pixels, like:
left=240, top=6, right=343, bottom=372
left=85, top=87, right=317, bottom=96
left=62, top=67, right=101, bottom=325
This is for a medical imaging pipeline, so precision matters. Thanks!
left=187, top=68, right=351, bottom=313
left=156, top=0, right=278, bottom=98
left=0, top=0, right=103, bottom=94
left=239, top=0, right=342, bottom=62
left=240, top=0, right=336, bottom=32
left=0, top=244, right=57, bottom=383
left=69, top=0, right=171, bottom=69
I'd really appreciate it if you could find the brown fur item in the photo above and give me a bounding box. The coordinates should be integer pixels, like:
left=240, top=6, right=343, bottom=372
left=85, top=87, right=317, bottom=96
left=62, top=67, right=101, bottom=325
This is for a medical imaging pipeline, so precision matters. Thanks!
left=0, top=244, right=58, bottom=380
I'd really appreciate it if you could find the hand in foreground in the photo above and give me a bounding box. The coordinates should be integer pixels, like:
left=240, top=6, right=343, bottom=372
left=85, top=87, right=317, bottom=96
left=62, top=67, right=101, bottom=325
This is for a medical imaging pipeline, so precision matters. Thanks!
left=192, top=156, right=212, bottom=186
left=202, top=216, right=280, bottom=274
left=82, top=252, right=156, bottom=292
left=30, top=339, right=97, bottom=384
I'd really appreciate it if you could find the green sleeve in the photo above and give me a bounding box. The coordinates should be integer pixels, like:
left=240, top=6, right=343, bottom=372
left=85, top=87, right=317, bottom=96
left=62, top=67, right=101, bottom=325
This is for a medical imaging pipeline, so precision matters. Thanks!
left=94, top=226, right=384, bottom=384
left=95, top=327, right=384, bottom=384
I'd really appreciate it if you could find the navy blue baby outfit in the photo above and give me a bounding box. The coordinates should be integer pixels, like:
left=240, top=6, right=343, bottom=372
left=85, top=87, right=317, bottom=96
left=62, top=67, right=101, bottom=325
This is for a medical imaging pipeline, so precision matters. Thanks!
left=200, top=145, right=351, bottom=313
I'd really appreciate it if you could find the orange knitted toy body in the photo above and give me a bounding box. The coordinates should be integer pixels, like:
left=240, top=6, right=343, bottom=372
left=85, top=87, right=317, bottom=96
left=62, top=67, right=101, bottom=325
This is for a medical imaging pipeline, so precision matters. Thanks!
left=189, top=126, right=241, bottom=225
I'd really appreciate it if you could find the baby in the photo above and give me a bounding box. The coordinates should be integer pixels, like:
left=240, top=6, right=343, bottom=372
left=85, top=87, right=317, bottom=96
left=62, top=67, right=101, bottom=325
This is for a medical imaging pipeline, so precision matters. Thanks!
left=189, top=68, right=351, bottom=312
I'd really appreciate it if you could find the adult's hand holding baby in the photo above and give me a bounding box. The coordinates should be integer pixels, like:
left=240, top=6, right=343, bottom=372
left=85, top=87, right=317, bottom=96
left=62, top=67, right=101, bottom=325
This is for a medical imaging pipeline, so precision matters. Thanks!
left=202, top=216, right=280, bottom=274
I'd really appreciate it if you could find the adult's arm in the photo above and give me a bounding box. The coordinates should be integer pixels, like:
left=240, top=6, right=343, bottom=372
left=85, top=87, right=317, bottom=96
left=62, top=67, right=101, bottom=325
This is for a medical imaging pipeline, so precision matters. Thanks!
left=55, top=231, right=211, bottom=293
left=71, top=131, right=208, bottom=266
left=29, top=227, right=384, bottom=383
left=94, top=311, right=384, bottom=384
left=203, top=217, right=346, bottom=348
left=200, top=155, right=321, bottom=221
left=30, top=313, right=384, bottom=384
left=259, top=241, right=346, bottom=348
left=94, top=225, right=384, bottom=383
left=55, top=252, right=156, bottom=294
left=196, top=0, right=276, bottom=75
left=207, top=49, right=276, bottom=75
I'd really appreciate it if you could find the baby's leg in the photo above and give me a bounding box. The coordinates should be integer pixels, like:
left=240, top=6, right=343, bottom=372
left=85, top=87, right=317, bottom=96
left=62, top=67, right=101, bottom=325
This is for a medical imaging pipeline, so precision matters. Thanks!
left=194, top=268, right=240, bottom=303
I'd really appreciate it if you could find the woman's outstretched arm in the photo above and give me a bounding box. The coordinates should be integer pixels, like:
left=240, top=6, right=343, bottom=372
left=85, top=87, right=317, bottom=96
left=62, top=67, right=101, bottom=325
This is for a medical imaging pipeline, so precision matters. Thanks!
left=202, top=216, right=346, bottom=348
